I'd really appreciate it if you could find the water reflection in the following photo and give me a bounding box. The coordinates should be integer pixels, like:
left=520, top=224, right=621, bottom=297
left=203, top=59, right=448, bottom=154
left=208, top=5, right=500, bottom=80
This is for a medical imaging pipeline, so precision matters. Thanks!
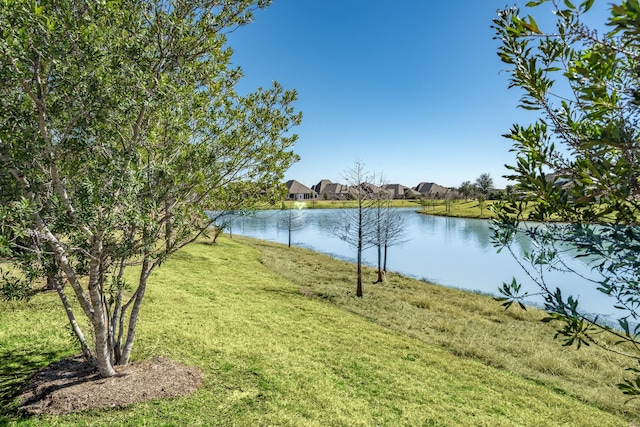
left=231, top=208, right=613, bottom=320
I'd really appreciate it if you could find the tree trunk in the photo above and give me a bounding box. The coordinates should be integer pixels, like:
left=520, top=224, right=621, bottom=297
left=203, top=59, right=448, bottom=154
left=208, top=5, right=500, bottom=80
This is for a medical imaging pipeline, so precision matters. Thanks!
left=87, top=238, right=115, bottom=377
left=110, top=260, right=127, bottom=365
left=45, top=275, right=56, bottom=290
left=120, top=258, right=152, bottom=365
left=383, top=243, right=388, bottom=274
left=212, top=226, right=221, bottom=243
left=374, top=243, right=383, bottom=283
left=356, top=207, right=363, bottom=297
left=53, top=276, right=95, bottom=365
left=89, top=298, right=115, bottom=377
left=356, top=249, right=363, bottom=297
left=37, top=218, right=114, bottom=377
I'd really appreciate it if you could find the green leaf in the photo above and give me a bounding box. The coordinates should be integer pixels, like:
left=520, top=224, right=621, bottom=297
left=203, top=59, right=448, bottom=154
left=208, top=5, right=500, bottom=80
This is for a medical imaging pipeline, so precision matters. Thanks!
left=580, top=0, right=594, bottom=12
left=523, top=16, right=542, bottom=34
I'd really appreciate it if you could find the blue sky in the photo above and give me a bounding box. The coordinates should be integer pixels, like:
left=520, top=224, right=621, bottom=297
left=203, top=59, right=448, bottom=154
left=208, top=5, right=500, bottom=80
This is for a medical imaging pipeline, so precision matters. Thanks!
left=226, top=0, right=611, bottom=189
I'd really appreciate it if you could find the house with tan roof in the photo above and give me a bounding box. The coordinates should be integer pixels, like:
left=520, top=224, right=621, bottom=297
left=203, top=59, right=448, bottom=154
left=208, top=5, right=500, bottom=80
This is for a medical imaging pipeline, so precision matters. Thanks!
left=381, top=184, right=407, bottom=199
left=356, top=182, right=384, bottom=198
left=378, top=184, right=423, bottom=199
left=312, top=179, right=350, bottom=200
left=414, top=182, right=451, bottom=199
left=285, top=180, right=318, bottom=200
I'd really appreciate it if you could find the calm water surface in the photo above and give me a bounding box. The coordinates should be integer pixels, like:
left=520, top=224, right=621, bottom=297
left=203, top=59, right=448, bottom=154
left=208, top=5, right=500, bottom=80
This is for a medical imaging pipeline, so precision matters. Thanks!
left=230, top=207, right=614, bottom=320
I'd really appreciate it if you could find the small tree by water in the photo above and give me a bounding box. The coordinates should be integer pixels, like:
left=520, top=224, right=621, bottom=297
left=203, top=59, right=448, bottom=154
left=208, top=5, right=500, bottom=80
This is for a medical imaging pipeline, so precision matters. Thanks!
left=370, top=177, right=408, bottom=283
left=336, top=161, right=376, bottom=297
left=279, top=205, right=305, bottom=247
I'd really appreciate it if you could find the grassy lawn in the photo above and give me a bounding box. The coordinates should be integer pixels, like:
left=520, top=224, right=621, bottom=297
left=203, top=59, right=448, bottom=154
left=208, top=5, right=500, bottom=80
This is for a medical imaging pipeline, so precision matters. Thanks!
left=1, top=237, right=637, bottom=426
left=278, top=199, right=423, bottom=209
left=417, top=200, right=500, bottom=219
left=279, top=199, right=509, bottom=220
left=241, top=237, right=640, bottom=422
left=416, top=200, right=629, bottom=223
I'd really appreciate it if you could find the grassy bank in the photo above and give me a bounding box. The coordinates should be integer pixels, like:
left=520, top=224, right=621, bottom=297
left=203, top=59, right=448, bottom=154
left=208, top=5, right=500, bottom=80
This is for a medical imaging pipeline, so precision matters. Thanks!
left=418, top=199, right=499, bottom=219
left=237, top=237, right=640, bottom=422
left=1, top=237, right=637, bottom=426
left=278, top=199, right=422, bottom=209
left=279, top=199, right=500, bottom=219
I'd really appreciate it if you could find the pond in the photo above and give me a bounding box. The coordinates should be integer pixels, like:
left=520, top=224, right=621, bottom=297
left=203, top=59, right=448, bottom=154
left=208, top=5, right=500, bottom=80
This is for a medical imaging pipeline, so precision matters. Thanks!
left=227, top=207, right=615, bottom=321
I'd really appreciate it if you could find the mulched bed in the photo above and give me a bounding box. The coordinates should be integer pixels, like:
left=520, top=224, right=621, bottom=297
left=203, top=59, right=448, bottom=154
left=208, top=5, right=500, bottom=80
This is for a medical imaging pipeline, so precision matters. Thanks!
left=19, top=355, right=203, bottom=415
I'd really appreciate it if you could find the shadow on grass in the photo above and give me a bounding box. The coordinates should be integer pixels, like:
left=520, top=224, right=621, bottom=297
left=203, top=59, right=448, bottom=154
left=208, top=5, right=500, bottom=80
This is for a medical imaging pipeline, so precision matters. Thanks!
left=261, top=285, right=336, bottom=303
left=0, top=347, right=62, bottom=419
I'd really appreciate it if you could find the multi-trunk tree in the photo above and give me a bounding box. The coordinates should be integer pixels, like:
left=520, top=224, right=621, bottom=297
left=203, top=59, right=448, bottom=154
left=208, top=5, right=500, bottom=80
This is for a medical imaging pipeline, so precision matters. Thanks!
left=492, top=0, right=640, bottom=395
left=337, top=164, right=407, bottom=295
left=0, top=0, right=300, bottom=378
left=371, top=177, right=407, bottom=283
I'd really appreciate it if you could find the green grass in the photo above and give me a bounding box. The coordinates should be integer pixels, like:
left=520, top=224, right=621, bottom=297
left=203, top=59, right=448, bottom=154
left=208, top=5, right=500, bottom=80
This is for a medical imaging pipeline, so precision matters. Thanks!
left=278, top=199, right=423, bottom=209
left=279, top=199, right=515, bottom=220
left=417, top=200, right=611, bottom=222
left=240, top=237, right=640, bottom=422
left=1, top=237, right=637, bottom=426
left=418, top=200, right=501, bottom=219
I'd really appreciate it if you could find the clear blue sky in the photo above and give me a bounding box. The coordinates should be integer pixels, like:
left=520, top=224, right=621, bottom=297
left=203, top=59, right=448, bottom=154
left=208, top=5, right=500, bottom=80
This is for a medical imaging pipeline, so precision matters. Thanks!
left=226, top=0, right=611, bottom=189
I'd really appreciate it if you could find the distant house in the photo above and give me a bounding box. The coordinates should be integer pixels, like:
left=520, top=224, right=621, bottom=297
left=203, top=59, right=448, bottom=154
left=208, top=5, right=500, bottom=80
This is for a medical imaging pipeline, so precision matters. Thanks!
left=312, top=179, right=332, bottom=196
left=285, top=180, right=317, bottom=200
left=312, top=179, right=350, bottom=200
left=356, top=182, right=384, bottom=198
left=414, top=182, right=450, bottom=199
left=382, top=184, right=409, bottom=199
left=404, top=187, right=422, bottom=199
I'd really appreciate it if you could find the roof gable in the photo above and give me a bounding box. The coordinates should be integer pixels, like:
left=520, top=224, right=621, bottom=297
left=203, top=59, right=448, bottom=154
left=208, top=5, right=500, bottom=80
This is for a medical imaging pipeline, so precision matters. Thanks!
left=286, top=180, right=314, bottom=194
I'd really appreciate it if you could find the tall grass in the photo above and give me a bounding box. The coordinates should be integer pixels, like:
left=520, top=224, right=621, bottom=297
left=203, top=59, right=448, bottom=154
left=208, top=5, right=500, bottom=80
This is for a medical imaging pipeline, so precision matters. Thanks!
left=0, top=237, right=635, bottom=426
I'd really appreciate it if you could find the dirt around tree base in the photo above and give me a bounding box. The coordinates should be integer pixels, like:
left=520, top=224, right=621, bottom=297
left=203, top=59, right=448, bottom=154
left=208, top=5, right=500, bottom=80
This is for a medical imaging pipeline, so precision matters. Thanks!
left=19, top=355, right=203, bottom=415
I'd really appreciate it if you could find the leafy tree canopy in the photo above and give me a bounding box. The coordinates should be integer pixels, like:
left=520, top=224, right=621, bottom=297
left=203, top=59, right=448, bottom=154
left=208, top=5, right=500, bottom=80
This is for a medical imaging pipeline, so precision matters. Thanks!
left=0, top=0, right=300, bottom=377
left=475, top=173, right=494, bottom=198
